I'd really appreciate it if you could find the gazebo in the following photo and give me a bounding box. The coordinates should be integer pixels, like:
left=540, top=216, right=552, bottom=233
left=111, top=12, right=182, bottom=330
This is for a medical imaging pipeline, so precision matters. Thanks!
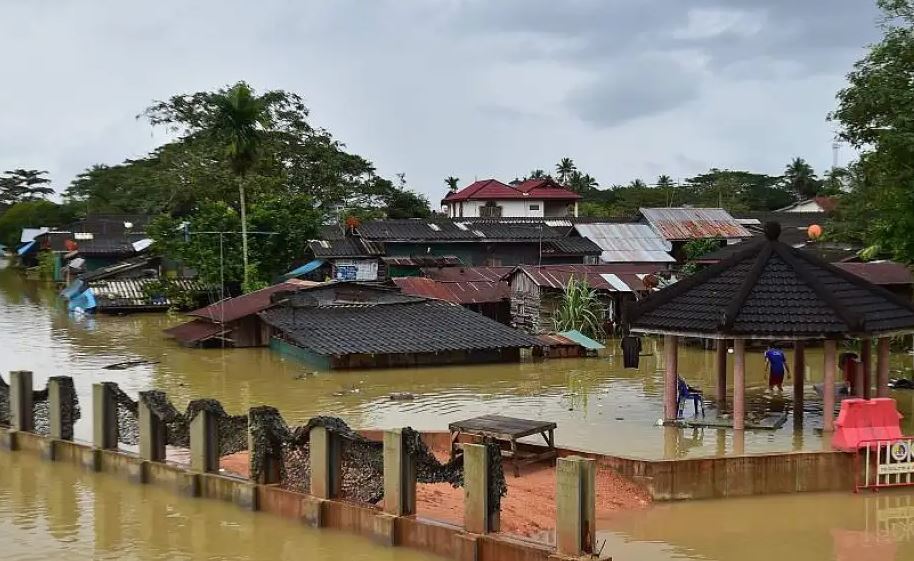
left=626, top=223, right=914, bottom=435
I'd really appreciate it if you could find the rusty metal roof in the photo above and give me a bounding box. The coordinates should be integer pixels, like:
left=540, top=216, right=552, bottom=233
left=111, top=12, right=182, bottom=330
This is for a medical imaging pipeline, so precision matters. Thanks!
left=573, top=223, right=675, bottom=263
left=187, top=279, right=319, bottom=324
left=640, top=208, right=750, bottom=241
left=835, top=262, right=914, bottom=286
left=420, top=266, right=513, bottom=282
left=393, top=276, right=508, bottom=304
left=163, top=319, right=227, bottom=345
left=509, top=264, right=665, bottom=293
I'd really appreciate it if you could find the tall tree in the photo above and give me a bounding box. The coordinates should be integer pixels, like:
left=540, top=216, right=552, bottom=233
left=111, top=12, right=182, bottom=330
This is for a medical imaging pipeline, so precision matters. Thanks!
left=555, top=157, right=576, bottom=185
left=783, top=157, right=821, bottom=199
left=656, top=174, right=676, bottom=207
left=0, top=169, right=54, bottom=207
left=831, top=0, right=914, bottom=261
left=445, top=176, right=460, bottom=192
left=528, top=169, right=548, bottom=180
left=568, top=171, right=599, bottom=193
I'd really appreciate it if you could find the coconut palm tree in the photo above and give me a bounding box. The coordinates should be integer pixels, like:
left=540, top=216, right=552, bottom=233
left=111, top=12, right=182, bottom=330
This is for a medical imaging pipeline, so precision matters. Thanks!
left=208, top=83, right=272, bottom=288
left=783, top=157, right=821, bottom=200
left=445, top=176, right=460, bottom=191
left=556, top=157, right=576, bottom=185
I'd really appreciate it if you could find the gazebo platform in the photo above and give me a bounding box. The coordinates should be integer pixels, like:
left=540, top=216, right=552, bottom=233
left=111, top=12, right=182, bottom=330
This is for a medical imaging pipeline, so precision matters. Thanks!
left=670, top=412, right=788, bottom=430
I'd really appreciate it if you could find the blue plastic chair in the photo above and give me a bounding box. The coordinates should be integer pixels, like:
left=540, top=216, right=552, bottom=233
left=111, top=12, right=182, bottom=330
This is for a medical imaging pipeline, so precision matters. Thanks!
left=677, top=377, right=704, bottom=418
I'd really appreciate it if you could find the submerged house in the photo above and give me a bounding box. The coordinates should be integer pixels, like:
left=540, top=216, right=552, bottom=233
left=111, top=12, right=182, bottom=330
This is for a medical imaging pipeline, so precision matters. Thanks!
left=164, top=279, right=319, bottom=347
left=261, top=282, right=537, bottom=369
left=505, top=264, right=664, bottom=335
left=64, top=256, right=208, bottom=314
left=392, top=266, right=512, bottom=324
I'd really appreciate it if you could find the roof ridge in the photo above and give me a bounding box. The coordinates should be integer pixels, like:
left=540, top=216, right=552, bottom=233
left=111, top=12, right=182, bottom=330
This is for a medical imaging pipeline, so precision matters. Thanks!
left=772, top=243, right=864, bottom=332
left=719, top=244, right=773, bottom=330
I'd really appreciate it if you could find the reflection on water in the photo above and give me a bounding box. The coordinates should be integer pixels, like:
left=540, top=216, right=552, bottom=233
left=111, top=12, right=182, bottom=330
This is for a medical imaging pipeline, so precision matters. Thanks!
left=0, top=449, right=439, bottom=561
left=3, top=261, right=914, bottom=459
left=600, top=490, right=914, bottom=561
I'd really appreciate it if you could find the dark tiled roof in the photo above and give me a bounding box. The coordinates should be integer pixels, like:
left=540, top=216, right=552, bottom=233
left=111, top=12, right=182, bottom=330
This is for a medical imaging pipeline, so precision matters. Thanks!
left=71, top=238, right=138, bottom=257
left=629, top=225, right=914, bottom=338
left=697, top=239, right=860, bottom=264
left=541, top=237, right=602, bottom=256
left=308, top=238, right=383, bottom=258
left=260, top=298, right=536, bottom=355
left=422, top=266, right=514, bottom=282
left=382, top=255, right=463, bottom=267
left=356, top=219, right=565, bottom=242
left=71, top=214, right=151, bottom=235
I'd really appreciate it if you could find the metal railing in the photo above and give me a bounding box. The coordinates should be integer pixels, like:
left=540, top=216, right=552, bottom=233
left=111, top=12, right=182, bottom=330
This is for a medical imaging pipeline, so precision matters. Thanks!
left=855, top=437, right=914, bottom=492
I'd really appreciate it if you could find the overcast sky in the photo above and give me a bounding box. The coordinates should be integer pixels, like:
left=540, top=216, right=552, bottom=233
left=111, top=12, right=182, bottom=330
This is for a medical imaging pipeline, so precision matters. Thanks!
left=0, top=0, right=883, bottom=204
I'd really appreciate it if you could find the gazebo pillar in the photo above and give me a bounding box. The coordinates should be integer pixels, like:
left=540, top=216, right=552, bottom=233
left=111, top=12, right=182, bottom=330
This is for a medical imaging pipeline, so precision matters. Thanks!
left=716, top=339, right=728, bottom=410
left=663, top=335, right=679, bottom=422
left=733, top=339, right=746, bottom=431
left=823, top=340, right=837, bottom=432
left=861, top=339, right=873, bottom=400
left=877, top=338, right=890, bottom=398
left=793, top=341, right=805, bottom=421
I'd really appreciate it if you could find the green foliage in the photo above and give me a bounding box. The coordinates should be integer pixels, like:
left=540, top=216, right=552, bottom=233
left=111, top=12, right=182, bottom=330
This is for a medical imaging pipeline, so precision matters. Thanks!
left=0, top=200, right=75, bottom=248
left=141, top=279, right=199, bottom=311
left=36, top=250, right=56, bottom=279
left=148, top=194, right=320, bottom=288
left=829, top=0, right=914, bottom=262
left=553, top=277, right=605, bottom=339
left=0, top=169, right=54, bottom=209
left=679, top=238, right=723, bottom=277
left=782, top=157, right=823, bottom=199
left=445, top=176, right=460, bottom=192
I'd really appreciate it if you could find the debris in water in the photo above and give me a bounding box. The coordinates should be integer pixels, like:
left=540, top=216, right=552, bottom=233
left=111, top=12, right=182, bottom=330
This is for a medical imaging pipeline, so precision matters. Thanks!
left=103, top=360, right=158, bottom=370
left=389, top=392, right=415, bottom=401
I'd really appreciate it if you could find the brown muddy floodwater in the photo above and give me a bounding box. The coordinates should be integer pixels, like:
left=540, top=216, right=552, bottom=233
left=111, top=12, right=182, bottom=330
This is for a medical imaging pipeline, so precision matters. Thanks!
left=0, top=441, right=440, bottom=561
left=6, top=259, right=914, bottom=561
left=4, top=258, right=914, bottom=460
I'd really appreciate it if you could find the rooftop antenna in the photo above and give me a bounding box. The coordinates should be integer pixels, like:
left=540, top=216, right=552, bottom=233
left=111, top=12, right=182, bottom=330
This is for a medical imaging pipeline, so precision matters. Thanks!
left=832, top=141, right=840, bottom=171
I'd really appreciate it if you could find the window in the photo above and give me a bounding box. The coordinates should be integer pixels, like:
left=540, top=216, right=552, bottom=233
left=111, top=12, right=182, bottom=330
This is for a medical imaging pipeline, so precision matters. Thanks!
left=480, top=201, right=502, bottom=218
left=529, top=204, right=540, bottom=211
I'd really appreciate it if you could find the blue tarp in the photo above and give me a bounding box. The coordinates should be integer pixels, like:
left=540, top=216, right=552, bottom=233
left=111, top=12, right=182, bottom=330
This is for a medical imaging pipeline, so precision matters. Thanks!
left=16, top=240, right=37, bottom=256
left=60, top=280, right=85, bottom=300
left=282, top=259, right=324, bottom=279
left=558, top=329, right=605, bottom=350
left=68, top=289, right=97, bottom=313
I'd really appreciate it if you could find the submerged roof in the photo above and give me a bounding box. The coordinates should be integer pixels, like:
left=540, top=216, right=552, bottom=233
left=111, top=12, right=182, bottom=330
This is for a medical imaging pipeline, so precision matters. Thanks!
left=260, top=285, right=536, bottom=355
left=188, top=280, right=319, bottom=324
left=89, top=278, right=207, bottom=310
left=393, top=276, right=508, bottom=304
left=628, top=223, right=914, bottom=339
left=573, top=223, right=674, bottom=263
left=640, top=208, right=750, bottom=241
left=163, top=319, right=227, bottom=345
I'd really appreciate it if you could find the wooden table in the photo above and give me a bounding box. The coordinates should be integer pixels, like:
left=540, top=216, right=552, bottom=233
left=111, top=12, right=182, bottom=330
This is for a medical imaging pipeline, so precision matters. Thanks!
left=448, top=415, right=558, bottom=476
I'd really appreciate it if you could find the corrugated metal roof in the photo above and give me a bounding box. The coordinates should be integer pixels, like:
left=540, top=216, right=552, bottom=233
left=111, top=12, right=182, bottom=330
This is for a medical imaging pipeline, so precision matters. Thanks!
left=421, top=266, right=513, bottom=282
left=382, top=255, right=463, bottom=267
left=640, top=208, right=750, bottom=241
left=164, top=319, right=227, bottom=345
left=510, top=264, right=664, bottom=293
left=188, top=280, right=319, bottom=323
left=90, top=278, right=208, bottom=310
left=393, top=276, right=508, bottom=304
left=835, top=262, right=914, bottom=286
left=574, top=223, right=675, bottom=263
left=308, top=238, right=383, bottom=258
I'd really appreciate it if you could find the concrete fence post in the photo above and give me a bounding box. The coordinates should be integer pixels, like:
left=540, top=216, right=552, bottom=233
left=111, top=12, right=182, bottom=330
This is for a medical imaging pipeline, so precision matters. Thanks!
left=555, top=456, right=596, bottom=557
left=310, top=425, right=341, bottom=499
left=247, top=406, right=283, bottom=485
left=383, top=428, right=417, bottom=516
left=138, top=392, right=166, bottom=463
left=92, top=383, right=118, bottom=450
left=190, top=410, right=218, bottom=473
left=48, top=376, right=76, bottom=441
left=463, top=443, right=499, bottom=534
left=10, top=370, right=34, bottom=433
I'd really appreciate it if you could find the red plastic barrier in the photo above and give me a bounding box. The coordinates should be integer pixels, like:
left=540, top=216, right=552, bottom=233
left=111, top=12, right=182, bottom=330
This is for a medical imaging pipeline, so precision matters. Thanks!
left=832, top=398, right=903, bottom=452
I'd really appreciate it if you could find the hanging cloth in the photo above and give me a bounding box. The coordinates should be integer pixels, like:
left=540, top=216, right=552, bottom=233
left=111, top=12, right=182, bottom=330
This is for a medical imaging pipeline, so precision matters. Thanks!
left=621, top=335, right=642, bottom=368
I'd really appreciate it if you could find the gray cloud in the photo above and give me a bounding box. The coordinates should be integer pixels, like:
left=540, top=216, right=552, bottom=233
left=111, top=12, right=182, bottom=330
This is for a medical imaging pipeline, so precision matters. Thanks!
left=0, top=0, right=885, bottom=202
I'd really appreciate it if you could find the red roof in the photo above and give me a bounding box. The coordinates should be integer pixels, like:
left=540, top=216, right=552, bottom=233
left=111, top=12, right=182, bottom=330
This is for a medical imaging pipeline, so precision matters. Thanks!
left=836, top=262, right=913, bottom=286
left=393, top=276, right=508, bottom=304
left=443, top=178, right=580, bottom=203
left=187, top=280, right=319, bottom=324
left=163, top=319, right=227, bottom=345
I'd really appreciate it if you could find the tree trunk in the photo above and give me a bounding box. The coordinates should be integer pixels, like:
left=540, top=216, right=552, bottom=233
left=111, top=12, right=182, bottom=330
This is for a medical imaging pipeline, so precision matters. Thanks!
left=239, top=176, right=249, bottom=289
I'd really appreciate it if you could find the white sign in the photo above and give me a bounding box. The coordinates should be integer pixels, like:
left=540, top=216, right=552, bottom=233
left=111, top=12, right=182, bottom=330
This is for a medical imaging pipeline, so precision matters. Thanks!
left=877, top=439, right=914, bottom=476
left=334, top=259, right=378, bottom=281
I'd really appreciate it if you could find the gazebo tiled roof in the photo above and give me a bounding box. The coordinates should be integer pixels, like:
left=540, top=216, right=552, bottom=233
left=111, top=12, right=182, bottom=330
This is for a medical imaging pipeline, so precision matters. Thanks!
left=628, top=223, right=914, bottom=339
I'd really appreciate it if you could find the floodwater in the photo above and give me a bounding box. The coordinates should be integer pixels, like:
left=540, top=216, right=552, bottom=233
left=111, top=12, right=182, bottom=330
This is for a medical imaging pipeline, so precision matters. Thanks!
left=7, top=259, right=914, bottom=561
left=599, top=491, right=914, bottom=561
left=0, top=443, right=440, bottom=561
left=3, top=258, right=914, bottom=460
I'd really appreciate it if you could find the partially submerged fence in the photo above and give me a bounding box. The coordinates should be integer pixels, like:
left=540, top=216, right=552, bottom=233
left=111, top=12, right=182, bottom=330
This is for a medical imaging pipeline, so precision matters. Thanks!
left=0, top=370, right=599, bottom=559
left=856, top=437, right=914, bottom=492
